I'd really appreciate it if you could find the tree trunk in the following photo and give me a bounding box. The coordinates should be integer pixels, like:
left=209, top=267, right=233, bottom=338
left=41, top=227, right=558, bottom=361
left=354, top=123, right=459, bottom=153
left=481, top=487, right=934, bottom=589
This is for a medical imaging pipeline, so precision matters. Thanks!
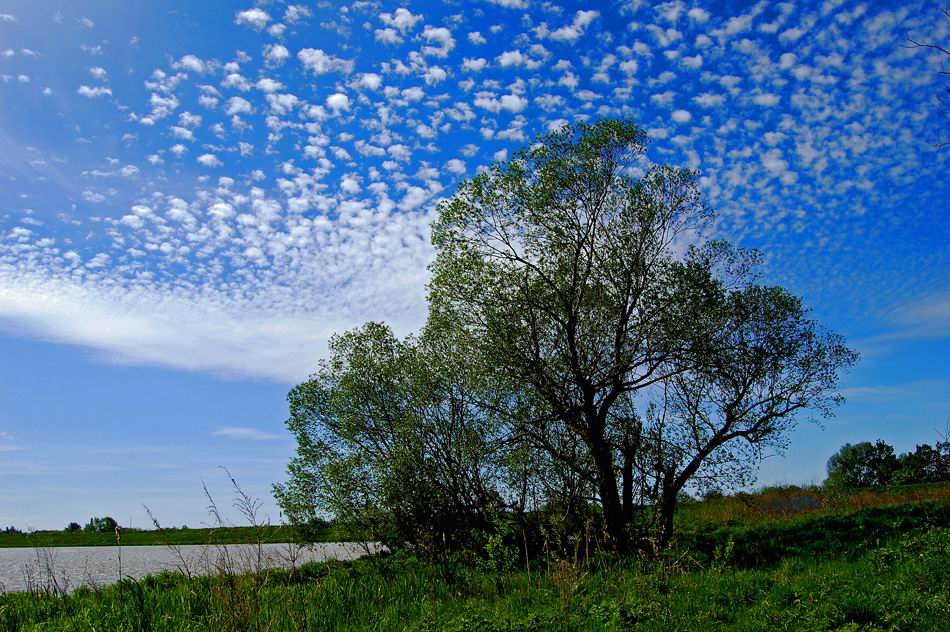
left=652, top=494, right=676, bottom=553
left=621, top=450, right=633, bottom=524
left=586, top=432, right=627, bottom=553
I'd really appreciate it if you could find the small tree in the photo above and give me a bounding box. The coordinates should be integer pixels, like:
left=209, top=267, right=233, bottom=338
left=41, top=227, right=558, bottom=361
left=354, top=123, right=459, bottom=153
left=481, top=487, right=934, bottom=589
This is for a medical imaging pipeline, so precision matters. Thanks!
left=274, top=321, right=508, bottom=552
left=65, top=522, right=82, bottom=532
left=85, top=516, right=118, bottom=533
left=826, top=441, right=898, bottom=487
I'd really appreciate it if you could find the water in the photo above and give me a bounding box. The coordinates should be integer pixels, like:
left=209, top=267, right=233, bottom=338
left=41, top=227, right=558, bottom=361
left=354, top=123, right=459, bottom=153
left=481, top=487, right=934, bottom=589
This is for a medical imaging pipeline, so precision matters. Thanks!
left=0, top=542, right=380, bottom=594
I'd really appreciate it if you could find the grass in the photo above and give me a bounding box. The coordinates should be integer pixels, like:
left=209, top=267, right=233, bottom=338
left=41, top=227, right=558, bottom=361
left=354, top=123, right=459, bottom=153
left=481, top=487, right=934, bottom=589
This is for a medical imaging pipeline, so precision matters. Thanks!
left=0, top=522, right=352, bottom=549
left=2, top=494, right=950, bottom=630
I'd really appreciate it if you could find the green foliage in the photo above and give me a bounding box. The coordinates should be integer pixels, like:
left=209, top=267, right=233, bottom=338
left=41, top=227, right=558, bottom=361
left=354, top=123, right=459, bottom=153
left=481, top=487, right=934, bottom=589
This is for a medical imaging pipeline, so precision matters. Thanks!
left=83, top=516, right=118, bottom=533
left=63, top=523, right=81, bottom=533
left=827, top=439, right=950, bottom=488
left=273, top=321, right=507, bottom=553
left=893, top=441, right=950, bottom=485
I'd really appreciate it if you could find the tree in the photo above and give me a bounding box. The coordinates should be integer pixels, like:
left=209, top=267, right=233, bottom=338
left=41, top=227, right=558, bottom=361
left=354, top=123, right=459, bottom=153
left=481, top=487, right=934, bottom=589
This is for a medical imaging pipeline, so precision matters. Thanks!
left=84, top=516, right=118, bottom=533
left=893, top=442, right=949, bottom=484
left=64, top=522, right=82, bottom=532
left=428, top=119, right=856, bottom=551
left=273, top=320, right=509, bottom=551
left=279, top=119, right=856, bottom=554
left=637, top=284, right=856, bottom=548
left=826, top=441, right=899, bottom=487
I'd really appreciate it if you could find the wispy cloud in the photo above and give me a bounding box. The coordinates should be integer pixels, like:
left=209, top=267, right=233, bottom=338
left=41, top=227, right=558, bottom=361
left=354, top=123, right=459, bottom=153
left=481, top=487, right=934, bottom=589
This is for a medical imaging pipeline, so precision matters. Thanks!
left=210, top=427, right=281, bottom=441
left=0, top=431, right=21, bottom=452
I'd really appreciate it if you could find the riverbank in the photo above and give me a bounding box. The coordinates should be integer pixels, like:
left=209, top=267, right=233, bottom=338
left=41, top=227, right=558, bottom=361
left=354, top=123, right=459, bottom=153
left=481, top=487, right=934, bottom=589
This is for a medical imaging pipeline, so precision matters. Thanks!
left=0, top=523, right=346, bottom=549
left=2, top=500, right=948, bottom=630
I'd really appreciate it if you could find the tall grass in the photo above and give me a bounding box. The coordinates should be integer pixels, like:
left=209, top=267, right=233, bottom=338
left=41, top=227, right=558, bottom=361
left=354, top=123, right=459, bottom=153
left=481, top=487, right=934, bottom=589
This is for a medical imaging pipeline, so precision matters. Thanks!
left=2, top=500, right=949, bottom=631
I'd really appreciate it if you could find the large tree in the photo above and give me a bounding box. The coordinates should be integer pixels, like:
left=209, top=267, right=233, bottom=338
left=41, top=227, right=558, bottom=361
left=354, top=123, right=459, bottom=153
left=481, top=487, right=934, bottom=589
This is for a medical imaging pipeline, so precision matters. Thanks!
left=278, top=119, right=857, bottom=554
left=428, top=119, right=856, bottom=551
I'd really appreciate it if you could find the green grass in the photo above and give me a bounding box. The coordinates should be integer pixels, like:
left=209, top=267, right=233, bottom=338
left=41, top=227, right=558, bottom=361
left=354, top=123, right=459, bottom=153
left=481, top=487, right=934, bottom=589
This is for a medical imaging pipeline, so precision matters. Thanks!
left=2, top=500, right=949, bottom=631
left=0, top=523, right=347, bottom=548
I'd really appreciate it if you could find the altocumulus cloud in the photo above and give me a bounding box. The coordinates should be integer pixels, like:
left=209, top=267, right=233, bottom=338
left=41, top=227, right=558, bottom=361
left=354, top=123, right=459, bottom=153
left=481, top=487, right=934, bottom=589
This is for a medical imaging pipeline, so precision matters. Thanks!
left=0, top=0, right=947, bottom=386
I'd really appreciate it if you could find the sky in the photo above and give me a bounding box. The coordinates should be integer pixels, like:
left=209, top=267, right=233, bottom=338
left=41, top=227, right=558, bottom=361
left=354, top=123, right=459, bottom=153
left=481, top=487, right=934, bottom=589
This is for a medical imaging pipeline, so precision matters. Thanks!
left=0, top=0, right=948, bottom=530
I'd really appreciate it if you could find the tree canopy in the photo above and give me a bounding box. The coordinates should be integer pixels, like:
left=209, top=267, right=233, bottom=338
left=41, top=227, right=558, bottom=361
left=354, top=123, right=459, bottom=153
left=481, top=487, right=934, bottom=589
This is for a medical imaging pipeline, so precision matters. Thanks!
left=276, top=119, right=858, bottom=555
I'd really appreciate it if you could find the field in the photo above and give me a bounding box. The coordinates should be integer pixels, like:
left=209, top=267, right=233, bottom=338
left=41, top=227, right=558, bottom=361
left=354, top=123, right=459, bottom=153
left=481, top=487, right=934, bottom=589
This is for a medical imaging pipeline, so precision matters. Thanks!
left=1, top=486, right=949, bottom=631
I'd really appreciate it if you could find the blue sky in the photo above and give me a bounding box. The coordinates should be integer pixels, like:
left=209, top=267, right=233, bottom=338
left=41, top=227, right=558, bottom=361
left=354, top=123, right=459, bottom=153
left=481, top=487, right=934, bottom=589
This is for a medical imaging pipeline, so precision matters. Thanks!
left=1, top=0, right=948, bottom=530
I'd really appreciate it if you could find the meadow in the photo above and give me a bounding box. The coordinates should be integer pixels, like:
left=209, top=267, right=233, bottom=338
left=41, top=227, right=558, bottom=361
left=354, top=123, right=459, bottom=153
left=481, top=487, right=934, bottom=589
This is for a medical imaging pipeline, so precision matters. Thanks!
left=1, top=484, right=948, bottom=631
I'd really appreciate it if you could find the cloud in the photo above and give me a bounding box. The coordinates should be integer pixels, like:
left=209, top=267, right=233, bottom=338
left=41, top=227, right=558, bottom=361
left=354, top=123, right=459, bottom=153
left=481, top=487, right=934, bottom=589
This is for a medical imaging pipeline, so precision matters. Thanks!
left=687, top=8, right=710, bottom=23
left=671, top=109, right=692, bottom=123
left=548, top=10, right=599, bottom=43
left=487, top=0, right=528, bottom=8
left=77, top=85, right=112, bottom=98
left=326, top=92, right=350, bottom=113
left=297, top=48, right=354, bottom=74
left=264, top=44, right=290, bottom=66
left=753, top=93, right=780, bottom=106
left=421, top=26, right=455, bottom=57
left=197, top=153, right=222, bottom=167
left=210, top=427, right=280, bottom=440
left=379, top=7, right=423, bottom=33
left=176, top=55, right=206, bottom=74
left=235, top=8, right=271, bottom=30
left=444, top=159, right=466, bottom=175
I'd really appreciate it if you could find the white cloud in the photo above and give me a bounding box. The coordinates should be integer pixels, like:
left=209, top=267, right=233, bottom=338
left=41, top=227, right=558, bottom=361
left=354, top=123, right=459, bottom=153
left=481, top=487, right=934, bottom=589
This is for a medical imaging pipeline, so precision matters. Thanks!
left=462, top=57, right=488, bottom=72
left=357, top=73, right=383, bottom=90
left=379, top=7, right=423, bottom=33
left=235, top=8, right=271, bottom=30
left=468, top=31, right=487, bottom=45
left=298, top=48, right=354, bottom=74
left=694, top=92, right=725, bottom=107
left=284, top=4, right=312, bottom=23
left=176, top=54, right=206, bottom=74
left=421, top=26, right=455, bottom=58
left=197, top=153, right=223, bottom=168
left=487, top=0, right=528, bottom=8
left=211, top=426, right=280, bottom=440
left=753, top=93, right=780, bottom=107
left=326, top=92, right=350, bottom=113
left=77, top=85, right=112, bottom=98
left=687, top=7, right=710, bottom=22
left=264, top=44, right=290, bottom=66
left=497, top=50, right=527, bottom=67
left=474, top=93, right=528, bottom=114
left=444, top=159, right=466, bottom=175
left=548, top=10, right=599, bottom=43
left=671, top=109, right=692, bottom=123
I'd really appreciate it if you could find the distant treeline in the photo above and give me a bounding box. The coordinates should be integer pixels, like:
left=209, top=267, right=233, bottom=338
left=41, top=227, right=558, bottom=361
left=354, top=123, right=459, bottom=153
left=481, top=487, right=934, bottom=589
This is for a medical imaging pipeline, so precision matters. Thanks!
left=827, top=439, right=950, bottom=488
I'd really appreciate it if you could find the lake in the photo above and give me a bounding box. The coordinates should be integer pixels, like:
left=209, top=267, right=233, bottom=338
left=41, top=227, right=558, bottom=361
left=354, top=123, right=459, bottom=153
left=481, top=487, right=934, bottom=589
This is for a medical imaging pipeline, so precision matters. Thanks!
left=0, top=542, right=379, bottom=594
